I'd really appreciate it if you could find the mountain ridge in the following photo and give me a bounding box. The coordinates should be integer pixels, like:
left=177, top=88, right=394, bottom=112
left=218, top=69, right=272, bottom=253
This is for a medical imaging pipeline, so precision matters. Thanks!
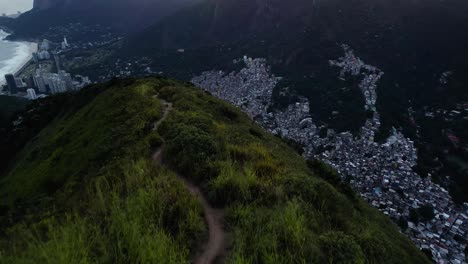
left=5, top=0, right=202, bottom=38
left=0, top=77, right=430, bottom=263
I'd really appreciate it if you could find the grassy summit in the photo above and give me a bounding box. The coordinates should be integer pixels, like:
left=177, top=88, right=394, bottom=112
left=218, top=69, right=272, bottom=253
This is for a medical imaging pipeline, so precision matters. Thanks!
left=0, top=78, right=430, bottom=263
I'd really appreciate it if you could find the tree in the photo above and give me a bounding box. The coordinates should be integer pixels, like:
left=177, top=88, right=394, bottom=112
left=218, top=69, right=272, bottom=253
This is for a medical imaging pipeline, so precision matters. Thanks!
left=409, top=205, right=435, bottom=223
left=397, top=216, right=408, bottom=230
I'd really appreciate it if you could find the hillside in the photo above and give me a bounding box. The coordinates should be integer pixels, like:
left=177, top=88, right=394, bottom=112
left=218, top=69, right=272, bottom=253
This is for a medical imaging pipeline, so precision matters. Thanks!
left=0, top=77, right=430, bottom=263
left=118, top=0, right=468, bottom=203
left=5, top=0, right=201, bottom=38
left=0, top=96, right=28, bottom=128
left=117, top=0, right=468, bottom=136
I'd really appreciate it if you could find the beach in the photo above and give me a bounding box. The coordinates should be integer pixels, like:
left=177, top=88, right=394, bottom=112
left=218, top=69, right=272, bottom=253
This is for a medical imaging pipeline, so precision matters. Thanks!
left=0, top=30, right=38, bottom=86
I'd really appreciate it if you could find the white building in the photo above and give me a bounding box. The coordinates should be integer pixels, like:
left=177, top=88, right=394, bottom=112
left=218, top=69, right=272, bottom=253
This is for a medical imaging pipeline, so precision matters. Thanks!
left=14, top=77, right=26, bottom=88
left=61, top=37, right=69, bottom=50
left=27, top=88, right=37, bottom=100
left=40, top=39, right=50, bottom=51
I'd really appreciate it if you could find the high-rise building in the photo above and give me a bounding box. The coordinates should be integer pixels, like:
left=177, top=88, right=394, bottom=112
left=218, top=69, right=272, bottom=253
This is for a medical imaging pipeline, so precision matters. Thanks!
left=32, top=52, right=39, bottom=62
left=15, top=77, right=26, bottom=89
left=4, top=74, right=17, bottom=94
left=41, top=72, right=69, bottom=94
left=61, top=37, right=70, bottom=50
left=40, top=39, right=50, bottom=51
left=37, top=50, right=51, bottom=60
left=32, top=68, right=89, bottom=95
left=27, top=88, right=37, bottom=100
left=25, top=76, right=36, bottom=90
left=58, top=71, right=73, bottom=90
left=33, top=70, right=47, bottom=93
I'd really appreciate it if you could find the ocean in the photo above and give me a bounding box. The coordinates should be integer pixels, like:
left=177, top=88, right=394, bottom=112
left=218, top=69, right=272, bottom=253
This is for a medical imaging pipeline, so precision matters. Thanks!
left=0, top=30, right=37, bottom=86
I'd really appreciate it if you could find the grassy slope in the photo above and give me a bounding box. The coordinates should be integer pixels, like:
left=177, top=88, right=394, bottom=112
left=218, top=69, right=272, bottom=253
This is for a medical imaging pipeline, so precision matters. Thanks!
left=0, top=79, right=205, bottom=263
left=0, top=78, right=430, bottom=263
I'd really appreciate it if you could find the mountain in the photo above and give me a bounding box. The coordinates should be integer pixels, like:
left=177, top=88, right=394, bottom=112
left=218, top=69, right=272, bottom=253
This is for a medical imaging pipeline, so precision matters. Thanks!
left=120, top=0, right=468, bottom=202
left=0, top=17, right=14, bottom=30
left=0, top=77, right=430, bottom=263
left=33, top=0, right=61, bottom=11
left=124, top=0, right=468, bottom=129
left=127, top=0, right=468, bottom=87
left=5, top=0, right=201, bottom=38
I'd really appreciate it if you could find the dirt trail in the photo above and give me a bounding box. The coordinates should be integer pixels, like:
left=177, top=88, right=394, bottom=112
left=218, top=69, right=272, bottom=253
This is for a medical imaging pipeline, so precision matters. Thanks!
left=152, top=98, right=227, bottom=264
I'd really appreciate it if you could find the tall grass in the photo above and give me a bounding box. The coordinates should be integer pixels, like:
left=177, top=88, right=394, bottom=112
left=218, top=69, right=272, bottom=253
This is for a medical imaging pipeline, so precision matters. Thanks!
left=0, top=80, right=206, bottom=263
left=1, top=216, right=99, bottom=264
left=158, top=82, right=431, bottom=264
left=0, top=78, right=431, bottom=263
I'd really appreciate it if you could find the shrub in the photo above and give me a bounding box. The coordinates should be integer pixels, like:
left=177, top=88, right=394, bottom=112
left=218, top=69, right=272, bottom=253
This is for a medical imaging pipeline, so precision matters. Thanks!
left=209, top=162, right=258, bottom=205
left=148, top=132, right=163, bottom=149
left=319, top=231, right=365, bottom=264
left=307, top=159, right=358, bottom=203
left=253, top=160, right=281, bottom=179
left=219, top=104, right=239, bottom=121
left=164, top=124, right=219, bottom=180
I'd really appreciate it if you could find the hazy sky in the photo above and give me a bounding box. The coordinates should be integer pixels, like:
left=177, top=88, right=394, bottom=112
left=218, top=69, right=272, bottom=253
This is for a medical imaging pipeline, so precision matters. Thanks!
left=0, top=0, right=33, bottom=15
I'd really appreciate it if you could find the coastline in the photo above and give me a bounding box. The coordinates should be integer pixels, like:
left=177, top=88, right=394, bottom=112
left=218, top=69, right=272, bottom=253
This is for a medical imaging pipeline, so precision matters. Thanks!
left=0, top=30, right=38, bottom=86
left=13, top=42, right=38, bottom=76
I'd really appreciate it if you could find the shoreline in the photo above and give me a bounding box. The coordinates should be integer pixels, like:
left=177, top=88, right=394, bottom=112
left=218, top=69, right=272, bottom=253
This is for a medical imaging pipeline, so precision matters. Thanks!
left=0, top=30, right=38, bottom=86
left=13, top=42, right=38, bottom=76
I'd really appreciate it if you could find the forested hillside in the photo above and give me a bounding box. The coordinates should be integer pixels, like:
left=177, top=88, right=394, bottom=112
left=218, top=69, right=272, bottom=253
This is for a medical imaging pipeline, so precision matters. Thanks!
left=0, top=95, right=28, bottom=128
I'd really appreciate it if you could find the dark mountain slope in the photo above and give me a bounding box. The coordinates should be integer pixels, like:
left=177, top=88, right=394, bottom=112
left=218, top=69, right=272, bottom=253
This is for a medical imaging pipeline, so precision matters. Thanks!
left=0, top=78, right=430, bottom=263
left=7, top=0, right=202, bottom=38
left=124, top=0, right=468, bottom=113
left=128, top=0, right=468, bottom=52
left=33, top=0, right=61, bottom=11
left=0, top=96, right=28, bottom=129
left=126, top=0, right=468, bottom=90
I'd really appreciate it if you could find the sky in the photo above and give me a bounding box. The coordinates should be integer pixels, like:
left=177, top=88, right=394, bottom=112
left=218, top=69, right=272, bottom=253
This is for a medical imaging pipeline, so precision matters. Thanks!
left=0, top=0, right=33, bottom=15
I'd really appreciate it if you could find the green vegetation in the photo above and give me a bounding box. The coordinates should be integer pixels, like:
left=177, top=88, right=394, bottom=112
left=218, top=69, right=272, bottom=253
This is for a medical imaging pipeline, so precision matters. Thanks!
left=0, top=78, right=430, bottom=263
left=0, top=95, right=28, bottom=128
left=0, top=95, right=29, bottom=175
left=0, top=79, right=205, bottom=263
left=156, top=81, right=430, bottom=263
left=409, top=205, right=436, bottom=224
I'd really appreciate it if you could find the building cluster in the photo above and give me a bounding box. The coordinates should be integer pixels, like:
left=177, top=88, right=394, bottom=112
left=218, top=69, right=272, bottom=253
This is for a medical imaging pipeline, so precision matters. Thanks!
left=3, top=36, right=91, bottom=99
left=33, top=37, right=70, bottom=61
left=425, top=104, right=468, bottom=123
left=33, top=68, right=90, bottom=94
left=329, top=44, right=382, bottom=111
left=193, top=47, right=467, bottom=263
left=3, top=67, right=90, bottom=99
left=32, top=39, right=52, bottom=61
left=423, top=103, right=468, bottom=153
left=41, top=23, right=122, bottom=51
left=192, top=56, right=279, bottom=118
left=440, top=71, right=453, bottom=85
left=94, top=57, right=155, bottom=82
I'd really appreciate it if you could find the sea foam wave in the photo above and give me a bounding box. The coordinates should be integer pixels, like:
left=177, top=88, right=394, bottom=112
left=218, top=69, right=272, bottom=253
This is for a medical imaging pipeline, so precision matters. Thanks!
left=0, top=30, right=37, bottom=86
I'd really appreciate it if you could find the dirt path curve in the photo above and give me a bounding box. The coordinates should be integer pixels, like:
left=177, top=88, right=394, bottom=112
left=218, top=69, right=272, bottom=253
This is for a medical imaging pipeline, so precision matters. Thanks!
left=152, top=97, right=227, bottom=264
